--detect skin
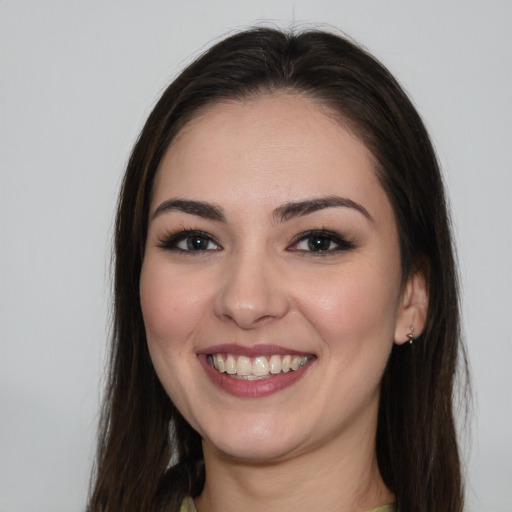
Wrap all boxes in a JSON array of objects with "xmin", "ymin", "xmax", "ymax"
[{"xmin": 140, "ymin": 93, "xmax": 428, "ymax": 512}]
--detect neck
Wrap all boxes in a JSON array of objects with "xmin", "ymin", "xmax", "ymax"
[{"xmin": 194, "ymin": 419, "xmax": 393, "ymax": 512}]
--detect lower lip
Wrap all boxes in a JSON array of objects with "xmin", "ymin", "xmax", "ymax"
[{"xmin": 198, "ymin": 354, "xmax": 314, "ymax": 398}]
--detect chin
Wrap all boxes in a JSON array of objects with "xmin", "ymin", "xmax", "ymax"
[
  {"xmin": 206, "ymin": 439, "xmax": 300, "ymax": 463},
  {"xmin": 201, "ymin": 417, "xmax": 306, "ymax": 463}
]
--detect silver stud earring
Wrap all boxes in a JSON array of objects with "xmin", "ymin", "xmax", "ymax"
[{"xmin": 407, "ymin": 325, "xmax": 415, "ymax": 344}]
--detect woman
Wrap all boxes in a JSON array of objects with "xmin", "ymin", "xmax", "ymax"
[{"xmin": 87, "ymin": 28, "xmax": 467, "ymax": 512}]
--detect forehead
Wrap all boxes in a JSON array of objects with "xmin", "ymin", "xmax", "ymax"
[{"xmin": 152, "ymin": 93, "xmax": 385, "ymax": 215}]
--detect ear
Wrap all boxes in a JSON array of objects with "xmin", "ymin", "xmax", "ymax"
[{"xmin": 394, "ymin": 270, "xmax": 429, "ymax": 345}]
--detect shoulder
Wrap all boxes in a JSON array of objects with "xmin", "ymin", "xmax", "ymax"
[{"xmin": 179, "ymin": 496, "xmax": 197, "ymax": 512}]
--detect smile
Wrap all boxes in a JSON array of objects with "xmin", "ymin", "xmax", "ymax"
[
  {"xmin": 207, "ymin": 353, "xmax": 311, "ymax": 380},
  {"xmin": 199, "ymin": 347, "xmax": 316, "ymax": 398}
]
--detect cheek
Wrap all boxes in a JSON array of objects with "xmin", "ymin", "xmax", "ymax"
[
  {"xmin": 296, "ymin": 262, "xmax": 401, "ymax": 355},
  {"xmin": 139, "ymin": 259, "xmax": 209, "ymax": 347},
  {"xmin": 139, "ymin": 259, "xmax": 210, "ymax": 423}
]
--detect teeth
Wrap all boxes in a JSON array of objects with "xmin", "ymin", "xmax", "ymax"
[
  {"xmin": 210, "ymin": 353, "xmax": 310, "ymax": 378},
  {"xmin": 236, "ymin": 356, "xmax": 252, "ymax": 376},
  {"xmin": 253, "ymin": 356, "xmax": 270, "ymax": 377},
  {"xmin": 290, "ymin": 357, "xmax": 302, "ymax": 371},
  {"xmin": 269, "ymin": 354, "xmax": 281, "ymax": 374},
  {"xmin": 214, "ymin": 354, "xmax": 225, "ymax": 373},
  {"xmin": 225, "ymin": 354, "xmax": 236, "ymax": 375},
  {"xmin": 281, "ymin": 355, "xmax": 291, "ymax": 372}
]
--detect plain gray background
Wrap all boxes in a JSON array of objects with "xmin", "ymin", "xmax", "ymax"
[{"xmin": 1, "ymin": 1, "xmax": 511, "ymax": 511}]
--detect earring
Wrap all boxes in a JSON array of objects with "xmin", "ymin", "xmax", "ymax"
[{"xmin": 407, "ymin": 325, "xmax": 415, "ymax": 344}]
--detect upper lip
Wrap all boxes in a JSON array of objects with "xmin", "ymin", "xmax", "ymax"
[{"xmin": 198, "ymin": 344, "xmax": 315, "ymax": 358}]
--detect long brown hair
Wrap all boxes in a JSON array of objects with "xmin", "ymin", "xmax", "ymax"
[{"xmin": 88, "ymin": 27, "xmax": 467, "ymax": 512}]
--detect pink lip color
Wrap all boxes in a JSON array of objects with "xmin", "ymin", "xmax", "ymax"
[{"xmin": 198, "ymin": 353, "xmax": 315, "ymax": 398}]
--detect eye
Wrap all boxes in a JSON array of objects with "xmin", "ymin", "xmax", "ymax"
[
  {"xmin": 157, "ymin": 230, "xmax": 221, "ymax": 253},
  {"xmin": 289, "ymin": 230, "xmax": 355, "ymax": 254}
]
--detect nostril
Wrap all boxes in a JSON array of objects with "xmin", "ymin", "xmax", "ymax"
[
  {"xmin": 215, "ymin": 304, "xmax": 286, "ymax": 330},
  {"xmin": 217, "ymin": 311, "xmax": 273, "ymax": 329}
]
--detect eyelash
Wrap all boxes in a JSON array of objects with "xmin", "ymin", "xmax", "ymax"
[
  {"xmin": 157, "ymin": 229, "xmax": 355, "ymax": 255},
  {"xmin": 288, "ymin": 229, "xmax": 356, "ymax": 255},
  {"xmin": 157, "ymin": 229, "xmax": 221, "ymax": 254}
]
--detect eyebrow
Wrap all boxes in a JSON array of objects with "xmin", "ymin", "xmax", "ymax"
[
  {"xmin": 152, "ymin": 199, "xmax": 225, "ymax": 221},
  {"xmin": 273, "ymin": 196, "xmax": 373, "ymax": 223},
  {"xmin": 152, "ymin": 195, "xmax": 372, "ymax": 223}
]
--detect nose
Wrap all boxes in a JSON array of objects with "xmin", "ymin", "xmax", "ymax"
[{"xmin": 213, "ymin": 249, "xmax": 290, "ymax": 330}]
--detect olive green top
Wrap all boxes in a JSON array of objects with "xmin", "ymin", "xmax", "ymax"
[{"xmin": 180, "ymin": 496, "xmax": 395, "ymax": 512}]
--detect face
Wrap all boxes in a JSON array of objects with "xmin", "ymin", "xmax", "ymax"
[{"xmin": 140, "ymin": 93, "xmax": 408, "ymax": 463}]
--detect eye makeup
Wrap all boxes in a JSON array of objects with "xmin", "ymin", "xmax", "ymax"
[
  {"xmin": 157, "ymin": 228, "xmax": 221, "ymax": 253},
  {"xmin": 287, "ymin": 229, "xmax": 356, "ymax": 255},
  {"xmin": 156, "ymin": 225, "xmax": 357, "ymax": 257}
]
